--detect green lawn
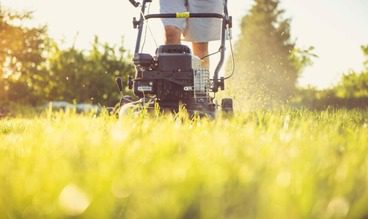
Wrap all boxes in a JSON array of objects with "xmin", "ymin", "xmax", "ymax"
[{"xmin": 0, "ymin": 109, "xmax": 367, "ymax": 218}]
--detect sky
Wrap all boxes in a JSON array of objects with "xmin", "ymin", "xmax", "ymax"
[{"xmin": 1, "ymin": 0, "xmax": 368, "ymax": 89}]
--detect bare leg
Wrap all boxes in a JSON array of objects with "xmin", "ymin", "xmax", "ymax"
[
  {"xmin": 192, "ymin": 42, "xmax": 209, "ymax": 69},
  {"xmin": 165, "ymin": 26, "xmax": 209, "ymax": 68},
  {"xmin": 164, "ymin": 25, "xmax": 181, "ymax": 44}
]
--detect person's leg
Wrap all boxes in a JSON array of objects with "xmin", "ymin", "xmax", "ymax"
[
  {"xmin": 192, "ymin": 42, "xmax": 209, "ymax": 68},
  {"xmin": 185, "ymin": 0, "xmax": 223, "ymax": 68},
  {"xmin": 160, "ymin": 0, "xmax": 186, "ymax": 44},
  {"xmin": 164, "ymin": 25, "xmax": 182, "ymax": 44}
]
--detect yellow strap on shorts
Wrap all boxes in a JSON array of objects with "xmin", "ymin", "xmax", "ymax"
[{"xmin": 176, "ymin": 12, "xmax": 190, "ymax": 18}]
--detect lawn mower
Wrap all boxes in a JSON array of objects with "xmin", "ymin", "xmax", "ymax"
[{"xmin": 116, "ymin": 0, "xmax": 234, "ymax": 117}]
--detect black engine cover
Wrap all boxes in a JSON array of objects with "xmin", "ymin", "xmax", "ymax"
[{"xmin": 133, "ymin": 44, "xmax": 203, "ymax": 107}]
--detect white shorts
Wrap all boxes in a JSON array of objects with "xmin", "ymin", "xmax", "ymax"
[{"xmin": 159, "ymin": 0, "xmax": 224, "ymax": 42}]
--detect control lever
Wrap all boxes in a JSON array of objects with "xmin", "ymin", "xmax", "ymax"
[{"xmin": 129, "ymin": 0, "xmax": 140, "ymax": 7}]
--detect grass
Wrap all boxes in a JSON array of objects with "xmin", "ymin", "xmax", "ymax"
[{"xmin": 0, "ymin": 109, "xmax": 368, "ymax": 218}]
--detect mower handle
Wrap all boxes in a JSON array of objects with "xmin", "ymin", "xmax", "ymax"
[{"xmin": 144, "ymin": 13, "xmax": 224, "ymax": 20}]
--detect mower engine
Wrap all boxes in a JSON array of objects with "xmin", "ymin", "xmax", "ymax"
[{"xmin": 130, "ymin": 44, "xmax": 215, "ymax": 113}]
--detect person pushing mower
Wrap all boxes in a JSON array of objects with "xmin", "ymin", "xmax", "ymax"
[{"xmin": 159, "ymin": 0, "xmax": 224, "ymax": 68}]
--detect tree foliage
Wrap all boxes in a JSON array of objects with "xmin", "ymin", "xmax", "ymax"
[
  {"xmin": 363, "ymin": 45, "xmax": 368, "ymax": 69},
  {"xmin": 334, "ymin": 45, "xmax": 368, "ymax": 98},
  {"xmin": 292, "ymin": 45, "xmax": 368, "ymax": 109},
  {"xmin": 229, "ymin": 0, "xmax": 302, "ymax": 108},
  {"xmin": 0, "ymin": 7, "xmax": 48, "ymax": 104},
  {"xmin": 0, "ymin": 7, "xmax": 135, "ymax": 107},
  {"xmin": 44, "ymin": 37, "xmax": 134, "ymax": 106}
]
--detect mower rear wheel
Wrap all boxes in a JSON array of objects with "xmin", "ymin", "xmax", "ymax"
[{"xmin": 221, "ymin": 98, "xmax": 233, "ymax": 114}]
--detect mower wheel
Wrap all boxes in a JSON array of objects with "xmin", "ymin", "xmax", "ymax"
[
  {"xmin": 221, "ymin": 98, "xmax": 233, "ymax": 114},
  {"xmin": 120, "ymin": 95, "xmax": 134, "ymax": 106}
]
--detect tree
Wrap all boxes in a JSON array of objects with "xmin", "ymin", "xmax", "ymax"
[
  {"xmin": 229, "ymin": 0, "xmax": 301, "ymax": 109},
  {"xmin": 362, "ymin": 45, "xmax": 368, "ymax": 69},
  {"xmin": 45, "ymin": 37, "xmax": 135, "ymax": 106},
  {"xmin": 291, "ymin": 45, "xmax": 368, "ymax": 109},
  {"xmin": 334, "ymin": 45, "xmax": 368, "ymax": 98},
  {"xmin": 0, "ymin": 6, "xmax": 135, "ymax": 107},
  {"xmin": 0, "ymin": 7, "xmax": 48, "ymax": 104}
]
